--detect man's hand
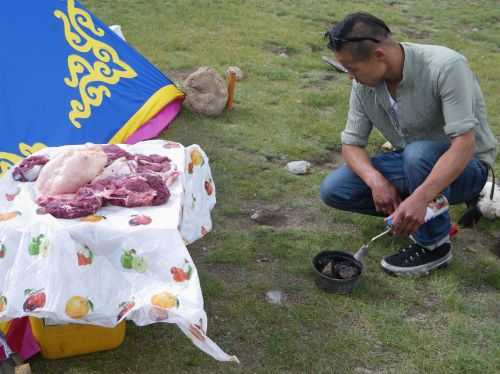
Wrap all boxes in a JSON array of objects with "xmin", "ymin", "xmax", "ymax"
[
  {"xmin": 369, "ymin": 174, "xmax": 401, "ymax": 215},
  {"xmin": 388, "ymin": 194, "xmax": 426, "ymax": 236},
  {"xmin": 341, "ymin": 144, "xmax": 401, "ymax": 215}
]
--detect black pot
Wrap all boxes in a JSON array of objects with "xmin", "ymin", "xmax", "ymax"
[{"xmin": 312, "ymin": 250, "xmax": 363, "ymax": 294}]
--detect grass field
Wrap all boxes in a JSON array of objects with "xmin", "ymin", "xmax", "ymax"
[{"xmin": 31, "ymin": 1, "xmax": 499, "ymax": 373}]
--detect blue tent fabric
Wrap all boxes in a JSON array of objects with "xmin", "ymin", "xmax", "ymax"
[{"xmin": 0, "ymin": 0, "xmax": 183, "ymax": 174}]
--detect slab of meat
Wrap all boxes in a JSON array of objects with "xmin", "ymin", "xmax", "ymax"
[
  {"xmin": 93, "ymin": 173, "xmax": 171, "ymax": 207},
  {"xmin": 12, "ymin": 144, "xmax": 179, "ymax": 219},
  {"xmin": 12, "ymin": 155, "xmax": 50, "ymax": 182},
  {"xmin": 36, "ymin": 147, "xmax": 108, "ymax": 195},
  {"xmin": 37, "ymin": 188, "xmax": 103, "ymax": 219},
  {"xmin": 102, "ymin": 144, "xmax": 133, "ymax": 165},
  {"xmin": 37, "ymin": 172, "xmax": 175, "ymax": 218}
]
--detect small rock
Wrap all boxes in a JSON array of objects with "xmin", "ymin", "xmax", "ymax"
[
  {"xmin": 472, "ymin": 27, "xmax": 479, "ymax": 32},
  {"xmin": 381, "ymin": 141, "xmax": 395, "ymax": 151},
  {"xmin": 256, "ymin": 256, "xmax": 271, "ymax": 263},
  {"xmin": 250, "ymin": 208, "xmax": 285, "ymax": 226},
  {"xmin": 265, "ymin": 290, "xmax": 284, "ymax": 305},
  {"xmin": 286, "ymin": 161, "xmax": 311, "ymax": 175},
  {"xmin": 225, "ymin": 66, "xmax": 244, "ymax": 80},
  {"xmin": 334, "ymin": 263, "xmax": 359, "ymax": 279},
  {"xmin": 321, "ymin": 261, "xmax": 333, "ymax": 276},
  {"xmin": 250, "ymin": 211, "xmax": 260, "ymax": 220},
  {"xmin": 183, "ymin": 67, "xmax": 228, "ymax": 116},
  {"xmin": 279, "ymin": 52, "xmax": 289, "ymax": 58}
]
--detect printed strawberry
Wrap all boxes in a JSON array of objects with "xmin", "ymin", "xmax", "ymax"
[
  {"xmin": 170, "ymin": 261, "xmax": 193, "ymax": 282},
  {"xmin": 128, "ymin": 214, "xmax": 152, "ymax": 226},
  {"xmin": 77, "ymin": 246, "xmax": 93, "ymax": 266},
  {"xmin": 23, "ymin": 289, "xmax": 46, "ymax": 312},
  {"xmin": 188, "ymin": 162, "xmax": 194, "ymax": 174},
  {"xmin": 0, "ymin": 244, "xmax": 5, "ymax": 258},
  {"xmin": 117, "ymin": 301, "xmax": 135, "ymax": 321},
  {"xmin": 120, "ymin": 249, "xmax": 136, "ymax": 269},
  {"xmin": 204, "ymin": 180, "xmax": 214, "ymax": 196}
]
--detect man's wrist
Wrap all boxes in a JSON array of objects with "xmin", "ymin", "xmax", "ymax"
[
  {"xmin": 364, "ymin": 170, "xmax": 384, "ymax": 189},
  {"xmin": 411, "ymin": 186, "xmax": 436, "ymax": 204}
]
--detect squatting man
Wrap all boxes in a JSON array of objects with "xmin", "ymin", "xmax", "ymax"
[{"xmin": 320, "ymin": 13, "xmax": 497, "ymax": 276}]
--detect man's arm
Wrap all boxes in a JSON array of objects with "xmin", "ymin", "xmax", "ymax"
[
  {"xmin": 342, "ymin": 144, "xmax": 401, "ymax": 214},
  {"xmin": 390, "ymin": 56, "xmax": 479, "ymax": 236}
]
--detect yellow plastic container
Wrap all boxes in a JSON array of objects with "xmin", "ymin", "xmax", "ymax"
[{"xmin": 29, "ymin": 318, "xmax": 126, "ymax": 359}]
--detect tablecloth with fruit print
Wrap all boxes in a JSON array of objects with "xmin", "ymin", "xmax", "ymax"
[{"xmin": 0, "ymin": 140, "xmax": 238, "ymax": 362}]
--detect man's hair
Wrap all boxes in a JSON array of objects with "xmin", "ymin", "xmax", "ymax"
[{"xmin": 325, "ymin": 12, "xmax": 392, "ymax": 60}]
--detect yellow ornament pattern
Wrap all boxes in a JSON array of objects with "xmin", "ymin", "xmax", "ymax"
[{"xmin": 54, "ymin": 0, "xmax": 137, "ymax": 129}]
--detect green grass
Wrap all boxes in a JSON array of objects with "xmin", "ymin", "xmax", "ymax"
[{"xmin": 31, "ymin": 0, "xmax": 500, "ymax": 373}]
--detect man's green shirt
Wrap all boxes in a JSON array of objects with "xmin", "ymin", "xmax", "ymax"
[{"xmin": 342, "ymin": 42, "xmax": 497, "ymax": 166}]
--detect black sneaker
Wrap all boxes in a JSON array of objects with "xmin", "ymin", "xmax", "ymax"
[{"xmin": 380, "ymin": 242, "xmax": 452, "ymax": 276}]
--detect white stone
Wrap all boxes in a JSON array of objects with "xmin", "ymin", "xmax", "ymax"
[
  {"xmin": 279, "ymin": 52, "xmax": 289, "ymax": 58},
  {"xmin": 265, "ymin": 290, "xmax": 284, "ymax": 305},
  {"xmin": 381, "ymin": 141, "xmax": 394, "ymax": 151},
  {"xmin": 286, "ymin": 161, "xmax": 311, "ymax": 175}
]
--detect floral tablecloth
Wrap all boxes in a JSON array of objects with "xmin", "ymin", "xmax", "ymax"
[{"xmin": 0, "ymin": 140, "xmax": 238, "ymax": 362}]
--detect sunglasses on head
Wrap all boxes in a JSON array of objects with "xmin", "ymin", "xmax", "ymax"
[{"xmin": 326, "ymin": 33, "xmax": 382, "ymax": 51}]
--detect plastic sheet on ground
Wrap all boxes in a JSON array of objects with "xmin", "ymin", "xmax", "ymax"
[{"xmin": 0, "ymin": 140, "xmax": 238, "ymax": 363}]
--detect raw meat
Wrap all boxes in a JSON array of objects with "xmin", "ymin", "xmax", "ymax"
[
  {"xmin": 33, "ymin": 145, "xmax": 179, "ymax": 219},
  {"xmin": 102, "ymin": 144, "xmax": 133, "ymax": 165},
  {"xmin": 12, "ymin": 155, "xmax": 49, "ymax": 182},
  {"xmin": 37, "ymin": 147, "xmax": 108, "ymax": 195},
  {"xmin": 37, "ymin": 188, "xmax": 103, "ymax": 219}
]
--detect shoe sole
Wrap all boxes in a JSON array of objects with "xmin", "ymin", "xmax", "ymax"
[{"xmin": 380, "ymin": 252, "xmax": 452, "ymax": 277}]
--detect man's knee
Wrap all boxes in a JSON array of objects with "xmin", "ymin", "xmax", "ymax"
[
  {"xmin": 403, "ymin": 141, "xmax": 448, "ymax": 170},
  {"xmin": 319, "ymin": 166, "xmax": 357, "ymax": 209}
]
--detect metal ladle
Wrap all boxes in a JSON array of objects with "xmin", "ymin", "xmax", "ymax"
[{"xmin": 353, "ymin": 227, "xmax": 392, "ymax": 262}]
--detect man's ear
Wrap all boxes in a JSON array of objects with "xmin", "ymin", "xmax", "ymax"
[{"xmin": 373, "ymin": 48, "xmax": 385, "ymax": 60}]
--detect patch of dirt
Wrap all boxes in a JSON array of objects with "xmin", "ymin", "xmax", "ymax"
[
  {"xmin": 249, "ymin": 206, "xmax": 287, "ymax": 226},
  {"xmin": 262, "ymin": 40, "xmax": 299, "ymax": 56},
  {"xmin": 423, "ymin": 294, "xmax": 441, "ymax": 308},
  {"xmin": 300, "ymin": 71, "xmax": 338, "ymax": 90},
  {"xmin": 456, "ymin": 228, "xmax": 497, "ymax": 255},
  {"xmin": 399, "ymin": 27, "xmax": 431, "ymax": 39},
  {"xmin": 305, "ymin": 42, "xmax": 322, "ymax": 53},
  {"xmin": 313, "ymin": 150, "xmax": 344, "ymax": 171},
  {"xmin": 243, "ymin": 200, "xmax": 358, "ymax": 233}
]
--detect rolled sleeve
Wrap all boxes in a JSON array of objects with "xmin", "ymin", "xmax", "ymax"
[
  {"xmin": 439, "ymin": 58, "xmax": 478, "ymax": 138},
  {"xmin": 341, "ymin": 86, "xmax": 373, "ymax": 147}
]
